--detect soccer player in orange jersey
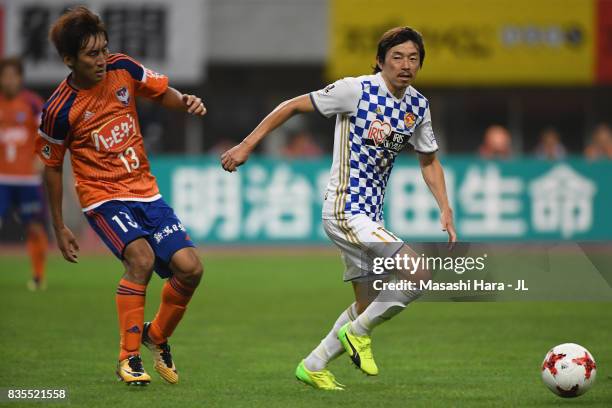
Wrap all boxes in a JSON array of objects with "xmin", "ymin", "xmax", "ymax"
[
  {"xmin": 36, "ymin": 6, "xmax": 206, "ymax": 386},
  {"xmin": 0, "ymin": 57, "xmax": 49, "ymax": 291}
]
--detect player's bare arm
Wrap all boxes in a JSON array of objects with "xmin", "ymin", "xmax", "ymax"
[
  {"xmin": 221, "ymin": 94, "xmax": 314, "ymax": 172},
  {"xmin": 156, "ymin": 86, "xmax": 206, "ymax": 116},
  {"xmin": 43, "ymin": 165, "xmax": 79, "ymax": 263},
  {"xmin": 418, "ymin": 151, "xmax": 457, "ymax": 243}
]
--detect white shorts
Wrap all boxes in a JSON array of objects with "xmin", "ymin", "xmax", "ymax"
[{"xmin": 323, "ymin": 214, "xmax": 404, "ymax": 282}]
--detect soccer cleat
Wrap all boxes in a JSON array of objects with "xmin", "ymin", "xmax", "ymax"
[
  {"xmin": 337, "ymin": 323, "xmax": 379, "ymax": 376},
  {"xmin": 27, "ymin": 278, "xmax": 46, "ymax": 291},
  {"xmin": 142, "ymin": 322, "xmax": 178, "ymax": 384},
  {"xmin": 295, "ymin": 360, "xmax": 344, "ymax": 391},
  {"xmin": 27, "ymin": 279, "xmax": 37, "ymax": 292},
  {"xmin": 116, "ymin": 355, "xmax": 151, "ymax": 385}
]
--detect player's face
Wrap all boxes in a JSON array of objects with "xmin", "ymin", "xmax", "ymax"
[
  {"xmin": 0, "ymin": 65, "xmax": 22, "ymax": 98},
  {"xmin": 67, "ymin": 34, "xmax": 109, "ymax": 87},
  {"xmin": 378, "ymin": 41, "xmax": 421, "ymax": 94}
]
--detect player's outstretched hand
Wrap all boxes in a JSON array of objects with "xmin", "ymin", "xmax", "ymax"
[
  {"xmin": 56, "ymin": 226, "xmax": 80, "ymax": 263},
  {"xmin": 182, "ymin": 94, "xmax": 207, "ymax": 116},
  {"xmin": 440, "ymin": 208, "xmax": 457, "ymax": 248},
  {"xmin": 221, "ymin": 142, "xmax": 251, "ymax": 172}
]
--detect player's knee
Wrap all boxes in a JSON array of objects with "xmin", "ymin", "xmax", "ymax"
[
  {"xmin": 173, "ymin": 253, "xmax": 203, "ymax": 288},
  {"xmin": 184, "ymin": 259, "xmax": 204, "ymax": 288},
  {"xmin": 355, "ymin": 298, "xmax": 371, "ymax": 314},
  {"xmin": 413, "ymin": 267, "xmax": 431, "ymax": 284},
  {"xmin": 125, "ymin": 249, "xmax": 155, "ymax": 280}
]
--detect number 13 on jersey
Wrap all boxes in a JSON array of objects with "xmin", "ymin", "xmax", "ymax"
[{"xmin": 118, "ymin": 147, "xmax": 139, "ymax": 173}]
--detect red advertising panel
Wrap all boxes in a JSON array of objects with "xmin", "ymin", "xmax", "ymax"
[
  {"xmin": 596, "ymin": 0, "xmax": 612, "ymax": 83},
  {"xmin": 0, "ymin": 5, "xmax": 4, "ymax": 57}
]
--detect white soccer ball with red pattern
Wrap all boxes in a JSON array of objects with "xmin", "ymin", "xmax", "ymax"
[{"xmin": 541, "ymin": 343, "xmax": 596, "ymax": 398}]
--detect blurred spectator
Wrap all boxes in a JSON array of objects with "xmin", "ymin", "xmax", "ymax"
[
  {"xmin": 478, "ymin": 125, "xmax": 513, "ymax": 159},
  {"xmin": 281, "ymin": 130, "xmax": 323, "ymax": 158},
  {"xmin": 534, "ymin": 127, "xmax": 567, "ymax": 160},
  {"xmin": 584, "ymin": 123, "xmax": 612, "ymax": 160}
]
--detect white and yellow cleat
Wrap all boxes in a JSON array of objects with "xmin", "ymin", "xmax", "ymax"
[
  {"xmin": 337, "ymin": 323, "xmax": 379, "ymax": 376},
  {"xmin": 142, "ymin": 322, "xmax": 178, "ymax": 384},
  {"xmin": 27, "ymin": 279, "xmax": 46, "ymax": 291},
  {"xmin": 295, "ymin": 360, "xmax": 345, "ymax": 391},
  {"xmin": 116, "ymin": 355, "xmax": 151, "ymax": 386}
]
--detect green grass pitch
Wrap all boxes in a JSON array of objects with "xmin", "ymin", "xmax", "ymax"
[{"xmin": 1, "ymin": 252, "xmax": 611, "ymax": 407}]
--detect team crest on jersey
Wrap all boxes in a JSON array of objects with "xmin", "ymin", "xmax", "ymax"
[
  {"xmin": 115, "ymin": 87, "xmax": 130, "ymax": 106},
  {"xmin": 367, "ymin": 120, "xmax": 392, "ymax": 146},
  {"xmin": 404, "ymin": 112, "xmax": 416, "ymax": 128},
  {"xmin": 41, "ymin": 144, "xmax": 51, "ymax": 160}
]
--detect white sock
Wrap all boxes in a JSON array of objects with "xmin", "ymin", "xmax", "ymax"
[
  {"xmin": 304, "ymin": 303, "xmax": 358, "ymax": 371},
  {"xmin": 350, "ymin": 281, "xmax": 422, "ymax": 336}
]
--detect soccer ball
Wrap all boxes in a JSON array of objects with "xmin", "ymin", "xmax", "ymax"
[{"xmin": 541, "ymin": 343, "xmax": 597, "ymax": 398}]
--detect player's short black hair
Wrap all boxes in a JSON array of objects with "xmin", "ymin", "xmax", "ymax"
[
  {"xmin": 49, "ymin": 6, "xmax": 108, "ymax": 58},
  {"xmin": 0, "ymin": 57, "xmax": 23, "ymax": 77},
  {"xmin": 373, "ymin": 26, "xmax": 425, "ymax": 73}
]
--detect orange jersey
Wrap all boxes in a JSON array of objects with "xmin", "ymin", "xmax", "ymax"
[
  {"xmin": 36, "ymin": 54, "xmax": 168, "ymax": 210},
  {"xmin": 0, "ymin": 90, "xmax": 44, "ymax": 183}
]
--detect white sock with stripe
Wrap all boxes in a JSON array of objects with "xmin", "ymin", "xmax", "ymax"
[
  {"xmin": 350, "ymin": 282, "xmax": 422, "ymax": 336},
  {"xmin": 303, "ymin": 303, "xmax": 358, "ymax": 371}
]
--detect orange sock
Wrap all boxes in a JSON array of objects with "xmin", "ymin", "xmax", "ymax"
[
  {"xmin": 26, "ymin": 226, "xmax": 48, "ymax": 283},
  {"xmin": 148, "ymin": 276, "xmax": 196, "ymax": 344},
  {"xmin": 116, "ymin": 279, "xmax": 146, "ymax": 361}
]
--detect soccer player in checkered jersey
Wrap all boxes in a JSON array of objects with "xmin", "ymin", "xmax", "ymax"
[
  {"xmin": 222, "ymin": 27, "xmax": 456, "ymax": 390},
  {"xmin": 36, "ymin": 7, "xmax": 206, "ymax": 386}
]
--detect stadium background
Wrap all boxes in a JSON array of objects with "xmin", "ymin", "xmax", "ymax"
[
  {"xmin": 1, "ymin": 1, "xmax": 612, "ymax": 406},
  {"xmin": 2, "ymin": 0, "xmax": 611, "ymax": 244}
]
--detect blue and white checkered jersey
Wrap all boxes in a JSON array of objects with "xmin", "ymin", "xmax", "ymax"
[{"xmin": 310, "ymin": 73, "xmax": 438, "ymax": 222}]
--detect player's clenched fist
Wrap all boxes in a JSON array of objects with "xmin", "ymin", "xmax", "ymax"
[
  {"xmin": 221, "ymin": 142, "xmax": 251, "ymax": 172},
  {"xmin": 182, "ymin": 94, "xmax": 206, "ymax": 115}
]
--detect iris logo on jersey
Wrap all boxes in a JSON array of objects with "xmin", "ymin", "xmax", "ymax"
[
  {"xmin": 91, "ymin": 114, "xmax": 137, "ymax": 152},
  {"xmin": 404, "ymin": 112, "xmax": 416, "ymax": 128},
  {"xmin": 383, "ymin": 131, "xmax": 410, "ymax": 153},
  {"xmin": 115, "ymin": 87, "xmax": 130, "ymax": 106},
  {"xmin": 367, "ymin": 120, "xmax": 392, "ymax": 146}
]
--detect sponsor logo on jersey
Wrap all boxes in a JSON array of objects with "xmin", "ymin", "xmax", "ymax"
[
  {"xmin": 115, "ymin": 87, "xmax": 130, "ymax": 106},
  {"xmin": 91, "ymin": 114, "xmax": 137, "ymax": 152},
  {"xmin": 383, "ymin": 131, "xmax": 410, "ymax": 153},
  {"xmin": 365, "ymin": 129, "xmax": 411, "ymax": 153},
  {"xmin": 324, "ymin": 84, "xmax": 336, "ymax": 93},
  {"xmin": 41, "ymin": 144, "xmax": 51, "ymax": 159},
  {"xmin": 367, "ymin": 120, "xmax": 392, "ymax": 146},
  {"xmin": 0, "ymin": 127, "xmax": 27, "ymax": 144},
  {"xmin": 404, "ymin": 112, "xmax": 416, "ymax": 128}
]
